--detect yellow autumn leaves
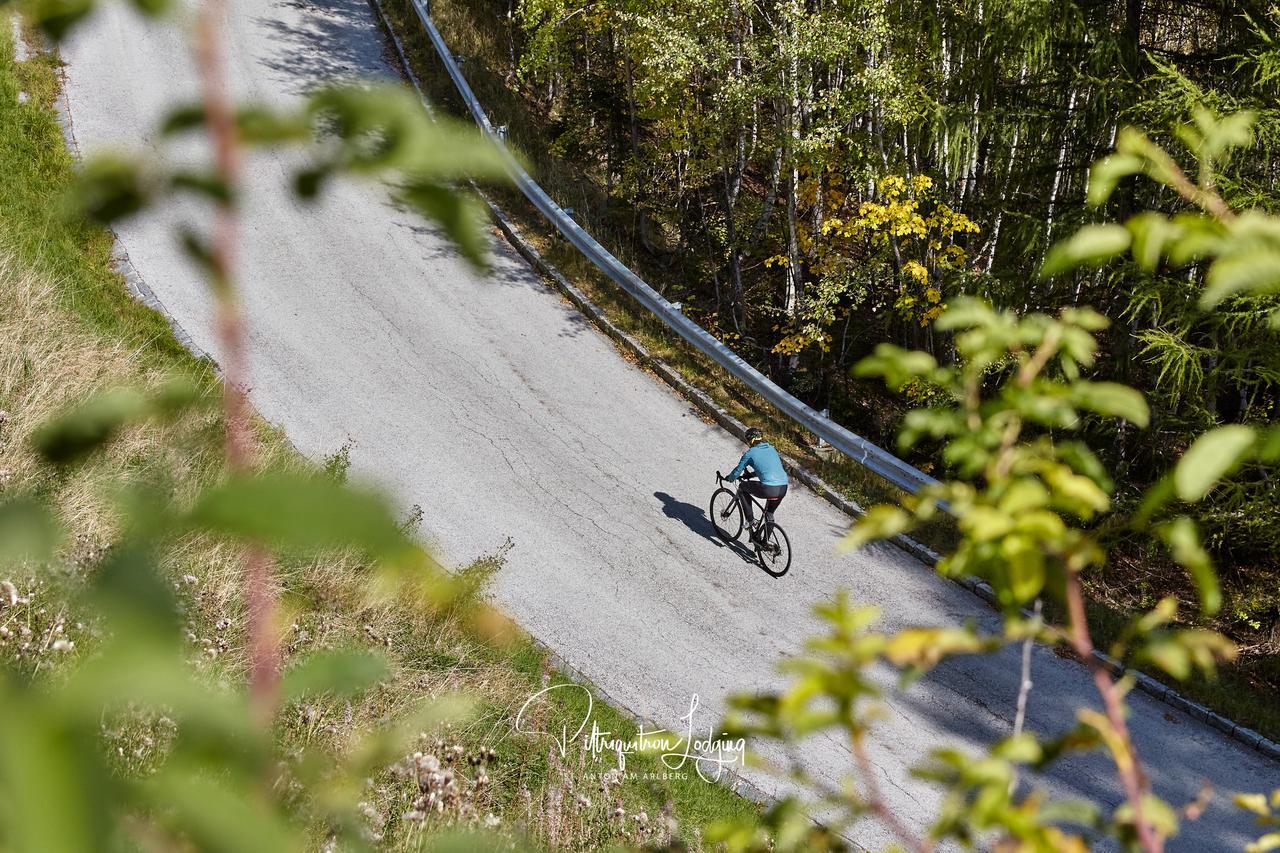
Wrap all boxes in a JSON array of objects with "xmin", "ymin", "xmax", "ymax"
[
  {"xmin": 826, "ymin": 174, "xmax": 981, "ymax": 328},
  {"xmin": 775, "ymin": 172, "xmax": 982, "ymax": 357}
]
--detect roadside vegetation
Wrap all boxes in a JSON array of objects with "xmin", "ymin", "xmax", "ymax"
[
  {"xmin": 377, "ymin": 0, "xmax": 1280, "ymax": 741},
  {"xmin": 5, "ymin": 0, "xmax": 1280, "ymax": 849},
  {"xmin": 0, "ymin": 24, "xmax": 755, "ymax": 850}
]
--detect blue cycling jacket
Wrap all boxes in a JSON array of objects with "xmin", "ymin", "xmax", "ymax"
[{"xmin": 727, "ymin": 442, "xmax": 789, "ymax": 486}]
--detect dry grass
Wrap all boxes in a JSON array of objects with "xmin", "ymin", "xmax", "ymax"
[
  {"xmin": 0, "ymin": 248, "xmax": 751, "ymax": 848},
  {"xmin": 1, "ymin": 23, "xmax": 756, "ymax": 846}
]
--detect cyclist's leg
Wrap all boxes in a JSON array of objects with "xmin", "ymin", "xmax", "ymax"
[
  {"xmin": 763, "ymin": 485, "xmax": 788, "ymax": 523},
  {"xmin": 738, "ymin": 481, "xmax": 764, "ymax": 525}
]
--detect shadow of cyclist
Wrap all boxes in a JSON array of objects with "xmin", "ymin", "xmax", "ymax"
[{"xmin": 653, "ymin": 491, "xmax": 758, "ymax": 565}]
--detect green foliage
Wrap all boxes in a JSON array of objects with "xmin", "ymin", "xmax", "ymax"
[
  {"xmin": 0, "ymin": 471, "xmax": 468, "ymax": 850},
  {"xmin": 0, "ymin": 499, "xmax": 62, "ymax": 562},
  {"xmin": 1235, "ymin": 789, "xmax": 1280, "ymax": 853},
  {"xmin": 70, "ymin": 84, "xmax": 511, "ymax": 270},
  {"xmin": 855, "ymin": 299, "xmax": 1152, "ymax": 608},
  {"xmin": 486, "ymin": 0, "xmax": 1280, "ymax": 655},
  {"xmin": 31, "ymin": 380, "xmax": 201, "ymax": 466},
  {"xmin": 723, "ymin": 281, "xmax": 1252, "ymax": 848},
  {"xmin": 2, "ymin": 383, "xmax": 490, "ymax": 851},
  {"xmin": 3, "ymin": 5, "xmax": 524, "ymax": 849}
]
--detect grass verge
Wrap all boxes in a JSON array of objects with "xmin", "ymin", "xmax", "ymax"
[
  {"xmin": 372, "ymin": 0, "xmax": 1280, "ymax": 745},
  {"xmin": 0, "ymin": 24, "xmax": 759, "ymax": 848}
]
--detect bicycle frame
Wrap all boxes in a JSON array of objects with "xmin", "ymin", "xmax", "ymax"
[{"xmin": 716, "ymin": 473, "xmax": 774, "ymax": 534}]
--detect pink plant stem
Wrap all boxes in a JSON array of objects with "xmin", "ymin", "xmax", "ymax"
[
  {"xmin": 195, "ymin": 0, "xmax": 279, "ymax": 723},
  {"xmin": 1065, "ymin": 572, "xmax": 1163, "ymax": 853},
  {"xmin": 851, "ymin": 731, "xmax": 932, "ymax": 853}
]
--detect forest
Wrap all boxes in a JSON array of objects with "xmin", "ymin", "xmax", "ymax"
[
  {"xmin": 4, "ymin": 0, "xmax": 1280, "ymax": 848},
  {"xmin": 427, "ymin": 0, "xmax": 1280, "ymax": 662}
]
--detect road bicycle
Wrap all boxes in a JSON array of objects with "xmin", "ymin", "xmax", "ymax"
[{"xmin": 710, "ymin": 472, "xmax": 792, "ymax": 576}]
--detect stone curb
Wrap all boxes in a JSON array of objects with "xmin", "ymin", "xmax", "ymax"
[{"xmin": 370, "ymin": 8, "xmax": 1280, "ymax": 764}]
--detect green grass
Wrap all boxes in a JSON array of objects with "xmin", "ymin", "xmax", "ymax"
[
  {"xmin": 1, "ymin": 25, "xmax": 758, "ymax": 848},
  {"xmin": 373, "ymin": 0, "xmax": 1280, "ymax": 745},
  {"xmin": 0, "ymin": 27, "xmax": 199, "ymax": 372}
]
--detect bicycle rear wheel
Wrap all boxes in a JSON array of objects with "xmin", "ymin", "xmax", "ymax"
[
  {"xmin": 756, "ymin": 523, "xmax": 791, "ymax": 576},
  {"xmin": 709, "ymin": 488, "xmax": 743, "ymax": 540}
]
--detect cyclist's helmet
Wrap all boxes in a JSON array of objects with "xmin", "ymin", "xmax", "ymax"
[{"xmin": 745, "ymin": 427, "xmax": 765, "ymax": 445}]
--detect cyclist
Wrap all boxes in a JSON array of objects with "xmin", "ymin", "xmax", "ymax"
[{"xmin": 725, "ymin": 427, "xmax": 789, "ymax": 542}]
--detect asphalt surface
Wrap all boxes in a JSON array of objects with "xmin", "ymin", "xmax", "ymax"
[{"xmin": 61, "ymin": 2, "xmax": 1277, "ymax": 848}]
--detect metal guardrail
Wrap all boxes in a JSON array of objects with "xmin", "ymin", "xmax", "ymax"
[{"xmin": 409, "ymin": 0, "xmax": 941, "ymax": 498}]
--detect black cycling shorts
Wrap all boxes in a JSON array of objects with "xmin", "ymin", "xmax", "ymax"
[{"xmin": 738, "ymin": 481, "xmax": 788, "ymax": 515}]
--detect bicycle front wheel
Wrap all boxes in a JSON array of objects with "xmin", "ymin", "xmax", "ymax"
[
  {"xmin": 756, "ymin": 523, "xmax": 791, "ymax": 576},
  {"xmin": 709, "ymin": 488, "xmax": 743, "ymax": 540}
]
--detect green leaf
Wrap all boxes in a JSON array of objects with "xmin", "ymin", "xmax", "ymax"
[
  {"xmin": 934, "ymin": 296, "xmax": 996, "ymax": 331},
  {"xmin": 853, "ymin": 344, "xmax": 937, "ymax": 390},
  {"xmin": 160, "ymin": 105, "xmax": 208, "ymax": 136},
  {"xmin": 0, "ymin": 691, "xmax": 111, "ymax": 853},
  {"xmin": 169, "ymin": 171, "xmax": 235, "ymax": 205},
  {"xmin": 1167, "ymin": 212, "xmax": 1224, "ymax": 265},
  {"xmin": 342, "ymin": 693, "xmax": 476, "ymax": 774},
  {"xmin": 1068, "ymin": 381, "xmax": 1149, "ymax": 427},
  {"xmin": 1125, "ymin": 212, "xmax": 1182, "ymax": 270},
  {"xmin": 1041, "ymin": 224, "xmax": 1132, "ymax": 278},
  {"xmin": 234, "ymin": 105, "xmax": 310, "ymax": 145},
  {"xmin": 31, "ymin": 388, "xmax": 149, "ymax": 465},
  {"xmin": 1088, "ymin": 154, "xmax": 1144, "ymax": 206},
  {"xmin": 162, "ymin": 104, "xmax": 309, "ymax": 144},
  {"xmin": 305, "ymin": 84, "xmax": 509, "ymax": 181},
  {"xmin": 281, "ymin": 648, "xmax": 390, "ymax": 701},
  {"xmin": 1000, "ymin": 533, "xmax": 1046, "ymax": 605},
  {"xmin": 1113, "ymin": 794, "xmax": 1180, "ymax": 839},
  {"xmin": 962, "ymin": 506, "xmax": 1014, "ymax": 541},
  {"xmin": 1174, "ymin": 424, "xmax": 1256, "ymax": 501},
  {"xmin": 68, "ymin": 154, "xmax": 155, "ymax": 226},
  {"xmin": 126, "ymin": 0, "xmax": 170, "ymax": 16},
  {"xmin": 883, "ymin": 626, "xmax": 992, "ymax": 671},
  {"xmin": 1043, "ymin": 464, "xmax": 1110, "ymax": 518},
  {"xmin": 26, "ymin": 0, "xmax": 95, "ymax": 41},
  {"xmin": 1157, "ymin": 517, "xmax": 1220, "ymax": 616},
  {"xmin": 30, "ymin": 381, "xmax": 200, "ymax": 466},
  {"xmin": 1198, "ymin": 109, "xmax": 1256, "ymax": 158},
  {"xmin": 0, "ymin": 499, "xmax": 62, "ymax": 563},
  {"xmin": 840, "ymin": 505, "xmax": 912, "ymax": 552},
  {"xmin": 1141, "ymin": 630, "xmax": 1235, "ymax": 682},
  {"xmin": 1060, "ymin": 306, "xmax": 1110, "ymax": 332},
  {"xmin": 900, "ymin": 408, "xmax": 962, "ymax": 449},
  {"xmin": 188, "ymin": 472, "xmax": 414, "ymax": 557},
  {"xmin": 1201, "ymin": 248, "xmax": 1280, "ymax": 307},
  {"xmin": 144, "ymin": 767, "xmax": 302, "ymax": 853},
  {"xmin": 396, "ymin": 180, "xmax": 490, "ymax": 269},
  {"xmin": 992, "ymin": 732, "xmax": 1043, "ymax": 764}
]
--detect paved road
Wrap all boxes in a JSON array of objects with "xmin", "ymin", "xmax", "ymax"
[{"xmin": 61, "ymin": 2, "xmax": 1277, "ymax": 848}]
